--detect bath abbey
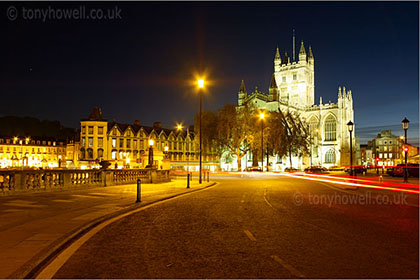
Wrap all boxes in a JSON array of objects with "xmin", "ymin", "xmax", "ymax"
[{"xmin": 232, "ymin": 41, "xmax": 360, "ymax": 171}]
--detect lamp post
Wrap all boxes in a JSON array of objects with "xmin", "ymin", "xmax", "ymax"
[
  {"xmin": 260, "ymin": 112, "xmax": 265, "ymax": 172},
  {"xmin": 402, "ymin": 117, "xmax": 410, "ymax": 183},
  {"xmin": 347, "ymin": 121, "xmax": 354, "ymax": 176},
  {"xmin": 147, "ymin": 139, "xmax": 154, "ymax": 168},
  {"xmin": 198, "ymin": 79, "xmax": 204, "ymax": 184}
]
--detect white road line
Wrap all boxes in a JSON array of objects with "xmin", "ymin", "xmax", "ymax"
[
  {"xmin": 35, "ymin": 182, "xmax": 219, "ymax": 279},
  {"xmin": 4, "ymin": 203, "xmax": 45, "ymax": 208},
  {"xmin": 71, "ymin": 195, "xmax": 102, "ymax": 199},
  {"xmin": 271, "ymin": 255, "xmax": 305, "ymax": 278},
  {"xmin": 52, "ymin": 200, "xmax": 73, "ymax": 203},
  {"xmin": 244, "ymin": 230, "xmax": 257, "ymax": 241},
  {"xmin": 87, "ymin": 192, "xmax": 117, "ymax": 196}
]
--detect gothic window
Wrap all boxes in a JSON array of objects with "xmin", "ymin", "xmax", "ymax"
[
  {"xmin": 325, "ymin": 149, "xmax": 336, "ymax": 163},
  {"xmin": 324, "ymin": 115, "xmax": 336, "ymax": 141},
  {"xmin": 97, "ymin": 149, "xmax": 103, "ymax": 158},
  {"xmin": 87, "ymin": 148, "xmax": 93, "ymax": 159},
  {"xmin": 308, "ymin": 117, "xmax": 318, "ymax": 136}
]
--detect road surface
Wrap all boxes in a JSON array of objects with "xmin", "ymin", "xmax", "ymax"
[{"xmin": 51, "ymin": 174, "xmax": 419, "ymax": 278}]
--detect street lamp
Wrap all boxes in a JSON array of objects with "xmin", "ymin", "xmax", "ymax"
[
  {"xmin": 164, "ymin": 145, "xmax": 169, "ymax": 159},
  {"xmin": 402, "ymin": 117, "xmax": 410, "ymax": 183},
  {"xmin": 147, "ymin": 139, "xmax": 154, "ymax": 168},
  {"xmin": 197, "ymin": 79, "xmax": 204, "ymax": 184},
  {"xmin": 260, "ymin": 112, "xmax": 265, "ymax": 172},
  {"xmin": 347, "ymin": 121, "xmax": 354, "ymax": 176}
]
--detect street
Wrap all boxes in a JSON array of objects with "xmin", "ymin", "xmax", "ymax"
[{"xmin": 48, "ymin": 174, "xmax": 418, "ymax": 278}]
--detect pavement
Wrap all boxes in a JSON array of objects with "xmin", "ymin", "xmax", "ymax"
[
  {"xmin": 35, "ymin": 174, "xmax": 418, "ymax": 279},
  {"xmin": 0, "ymin": 177, "xmax": 215, "ymax": 279}
]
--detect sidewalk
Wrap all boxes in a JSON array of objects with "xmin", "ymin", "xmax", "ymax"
[{"xmin": 0, "ymin": 178, "xmax": 215, "ymax": 279}]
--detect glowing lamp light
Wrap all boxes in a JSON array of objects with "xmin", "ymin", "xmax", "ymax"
[
  {"xmin": 402, "ymin": 117, "xmax": 410, "ymax": 130},
  {"xmin": 260, "ymin": 113, "xmax": 265, "ymax": 120},
  {"xmin": 198, "ymin": 79, "xmax": 205, "ymax": 89},
  {"xmin": 148, "ymin": 139, "xmax": 155, "ymax": 146},
  {"xmin": 176, "ymin": 124, "xmax": 183, "ymax": 130},
  {"xmin": 404, "ymin": 146, "xmax": 409, "ymax": 153},
  {"xmin": 164, "ymin": 146, "xmax": 169, "ymax": 152},
  {"xmin": 347, "ymin": 121, "xmax": 354, "ymax": 132}
]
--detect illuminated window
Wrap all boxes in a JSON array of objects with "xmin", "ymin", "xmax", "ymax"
[
  {"xmin": 88, "ymin": 126, "xmax": 93, "ymax": 134},
  {"xmin": 379, "ymin": 153, "xmax": 382, "ymax": 158},
  {"xmin": 88, "ymin": 138, "xmax": 93, "ymax": 147},
  {"xmin": 98, "ymin": 138, "xmax": 103, "ymax": 147},
  {"xmin": 384, "ymin": 146, "xmax": 387, "ymax": 151},
  {"xmin": 384, "ymin": 153, "xmax": 387, "ymax": 158},
  {"xmin": 98, "ymin": 127, "xmax": 103, "ymax": 134},
  {"xmin": 389, "ymin": 147, "xmax": 392, "ymax": 152},
  {"xmin": 87, "ymin": 148, "xmax": 93, "ymax": 159},
  {"xmin": 111, "ymin": 150, "xmax": 117, "ymax": 159},
  {"xmin": 324, "ymin": 115, "xmax": 336, "ymax": 141},
  {"xmin": 82, "ymin": 138, "xmax": 86, "ymax": 147},
  {"xmin": 309, "ymin": 117, "xmax": 318, "ymax": 136},
  {"xmin": 112, "ymin": 138, "xmax": 116, "ymax": 148},
  {"xmin": 389, "ymin": 153, "xmax": 393, "ymax": 158}
]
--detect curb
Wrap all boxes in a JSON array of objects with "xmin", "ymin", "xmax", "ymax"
[{"xmin": 12, "ymin": 182, "xmax": 217, "ymax": 279}]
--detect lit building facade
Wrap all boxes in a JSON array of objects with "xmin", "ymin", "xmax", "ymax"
[
  {"xmin": 0, "ymin": 137, "xmax": 66, "ymax": 168},
  {"xmin": 369, "ymin": 130, "xmax": 418, "ymax": 166},
  {"xmin": 79, "ymin": 108, "xmax": 219, "ymax": 171},
  {"xmin": 234, "ymin": 41, "xmax": 360, "ymax": 170}
]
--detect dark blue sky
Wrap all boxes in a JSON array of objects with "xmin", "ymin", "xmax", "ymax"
[{"xmin": 1, "ymin": 2, "xmax": 418, "ymax": 144}]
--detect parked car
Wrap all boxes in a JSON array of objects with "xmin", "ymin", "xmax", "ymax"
[
  {"xmin": 284, "ymin": 167, "xmax": 298, "ymax": 172},
  {"xmin": 392, "ymin": 163, "xmax": 419, "ymax": 177},
  {"xmin": 304, "ymin": 166, "xmax": 327, "ymax": 173},
  {"xmin": 345, "ymin": 166, "xmax": 367, "ymax": 175},
  {"xmin": 246, "ymin": 166, "xmax": 262, "ymax": 172},
  {"xmin": 386, "ymin": 167, "xmax": 395, "ymax": 176},
  {"xmin": 328, "ymin": 166, "xmax": 345, "ymax": 171}
]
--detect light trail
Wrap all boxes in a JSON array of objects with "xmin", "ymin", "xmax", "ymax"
[{"xmin": 280, "ymin": 173, "xmax": 419, "ymax": 194}]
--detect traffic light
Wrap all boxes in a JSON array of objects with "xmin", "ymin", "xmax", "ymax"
[{"xmin": 403, "ymin": 146, "xmax": 409, "ymax": 153}]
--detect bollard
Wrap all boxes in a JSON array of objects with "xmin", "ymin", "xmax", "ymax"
[
  {"xmin": 187, "ymin": 173, "xmax": 190, "ymax": 188},
  {"xmin": 207, "ymin": 171, "xmax": 209, "ymax": 182},
  {"xmin": 136, "ymin": 179, "xmax": 141, "ymax": 203}
]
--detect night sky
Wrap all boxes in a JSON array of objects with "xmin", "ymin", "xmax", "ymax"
[{"xmin": 1, "ymin": 2, "xmax": 419, "ymax": 145}]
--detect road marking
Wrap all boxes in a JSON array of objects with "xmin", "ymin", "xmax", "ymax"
[
  {"xmin": 4, "ymin": 200, "xmax": 45, "ymax": 208},
  {"xmin": 52, "ymin": 200, "xmax": 73, "ymax": 203},
  {"xmin": 244, "ymin": 230, "xmax": 257, "ymax": 241},
  {"xmin": 271, "ymin": 255, "xmax": 305, "ymax": 278},
  {"xmin": 71, "ymin": 194, "xmax": 102, "ymax": 199},
  {"xmin": 88, "ymin": 192, "xmax": 117, "ymax": 196},
  {"xmin": 35, "ymin": 182, "xmax": 219, "ymax": 279},
  {"xmin": 2, "ymin": 209, "xmax": 23, "ymax": 213}
]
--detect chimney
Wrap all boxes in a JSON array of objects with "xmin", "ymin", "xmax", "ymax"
[{"xmin": 153, "ymin": 121, "xmax": 162, "ymax": 129}]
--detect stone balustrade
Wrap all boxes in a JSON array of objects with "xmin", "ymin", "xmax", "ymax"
[{"xmin": 0, "ymin": 168, "xmax": 170, "ymax": 194}]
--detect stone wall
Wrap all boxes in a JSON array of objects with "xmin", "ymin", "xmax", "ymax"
[{"xmin": 0, "ymin": 168, "xmax": 170, "ymax": 194}]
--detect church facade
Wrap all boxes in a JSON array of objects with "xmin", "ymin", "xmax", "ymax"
[{"xmin": 233, "ymin": 41, "xmax": 360, "ymax": 171}]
